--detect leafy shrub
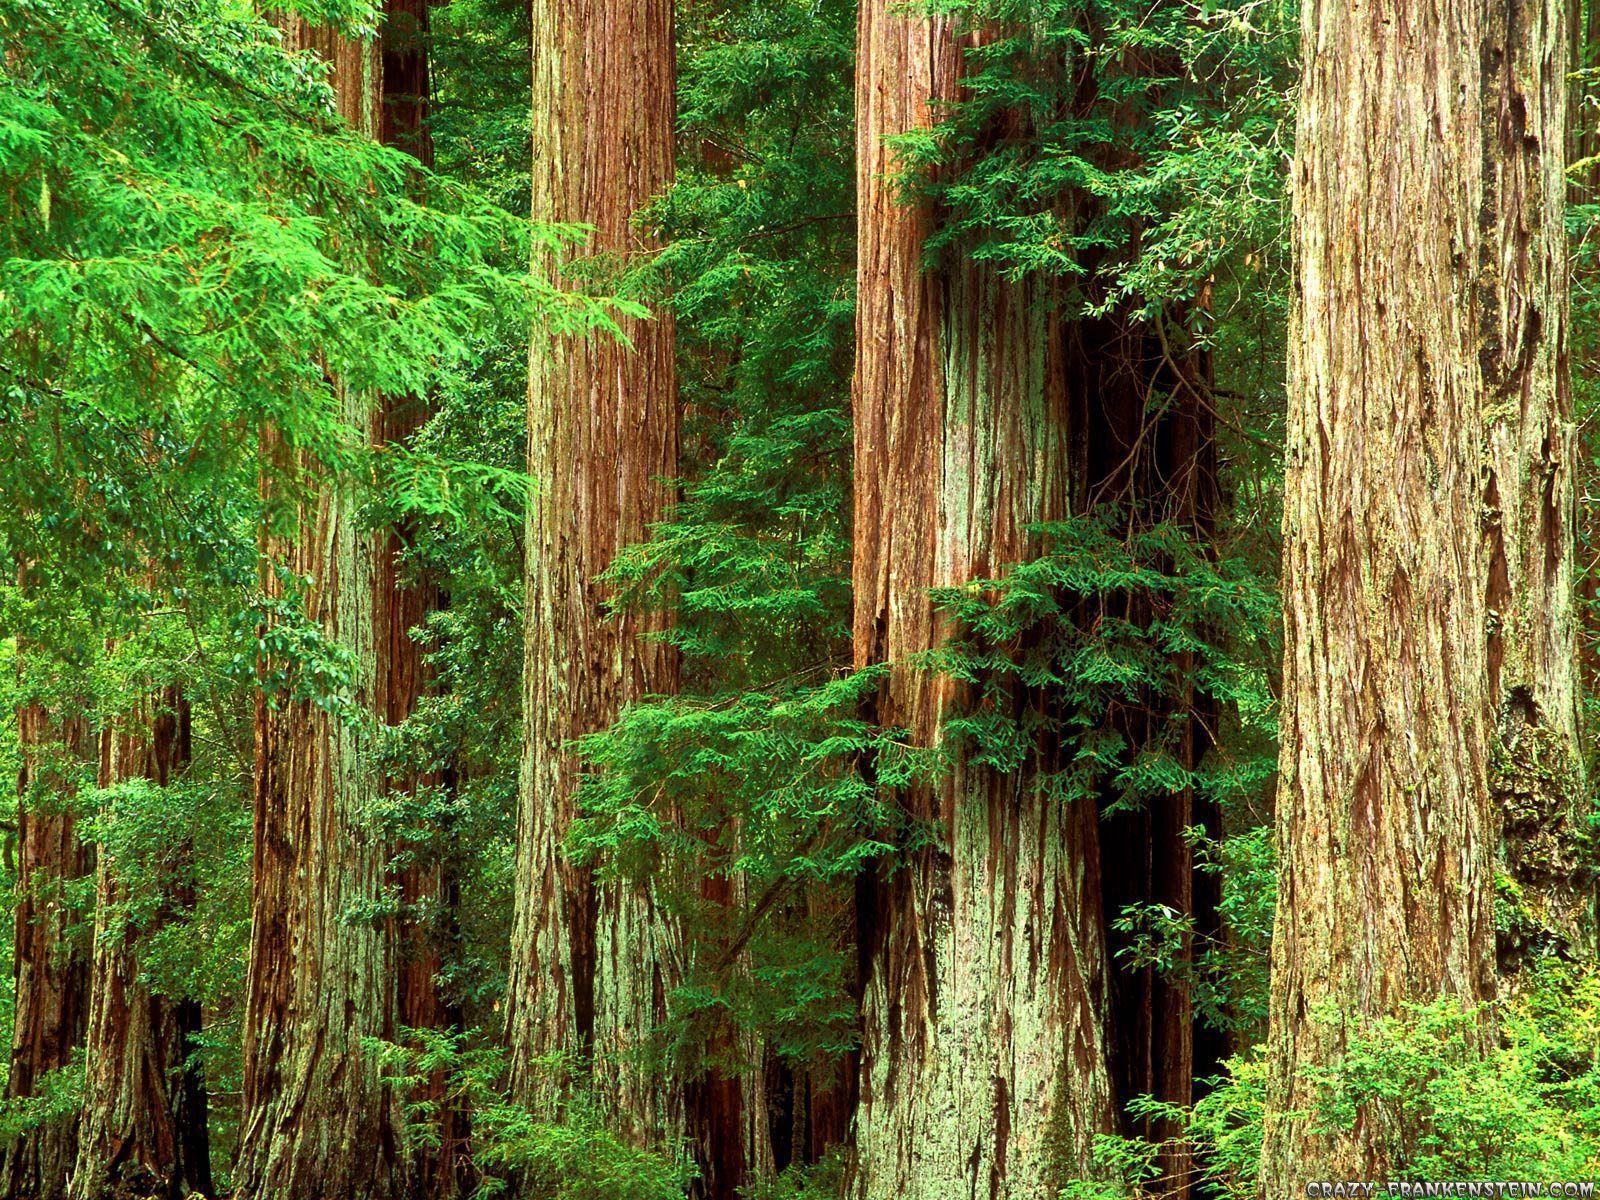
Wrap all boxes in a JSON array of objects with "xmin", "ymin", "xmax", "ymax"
[
  {"xmin": 371, "ymin": 1029, "xmax": 694, "ymax": 1200},
  {"xmin": 1059, "ymin": 963, "xmax": 1600, "ymax": 1197}
]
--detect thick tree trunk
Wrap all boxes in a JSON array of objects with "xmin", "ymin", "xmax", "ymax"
[
  {"xmin": 1481, "ymin": 0, "xmax": 1589, "ymax": 970},
  {"xmin": 238, "ymin": 404, "xmax": 406, "ymax": 1200},
  {"xmin": 1, "ymin": 702, "xmax": 93, "ymax": 1200},
  {"xmin": 1259, "ymin": 0, "xmax": 1504, "ymax": 1187},
  {"xmin": 70, "ymin": 689, "xmax": 213, "ymax": 1200},
  {"xmin": 847, "ymin": 8, "xmax": 1116, "ymax": 1197},
  {"xmin": 236, "ymin": 24, "xmax": 408, "ymax": 1200},
  {"xmin": 1568, "ymin": 0, "xmax": 1600, "ymax": 700},
  {"xmin": 502, "ymin": 0, "xmax": 681, "ymax": 1146}
]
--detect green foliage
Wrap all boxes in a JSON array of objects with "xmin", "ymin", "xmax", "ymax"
[
  {"xmin": 372, "ymin": 1032, "xmax": 694, "ymax": 1200},
  {"xmin": 1296, "ymin": 979, "xmax": 1600, "ymax": 1179},
  {"xmin": 576, "ymin": 668, "xmax": 902, "ymax": 885},
  {"xmin": 1113, "ymin": 822, "xmax": 1274, "ymax": 1040},
  {"xmin": 0, "ymin": 1053, "xmax": 85, "ymax": 1148},
  {"xmin": 1065, "ymin": 965, "xmax": 1600, "ymax": 1198},
  {"xmin": 0, "ymin": 0, "xmax": 623, "ymax": 687},
  {"xmin": 927, "ymin": 516, "xmax": 1277, "ymax": 812},
  {"xmin": 740, "ymin": 1153, "xmax": 849, "ymax": 1200},
  {"xmin": 575, "ymin": 667, "xmax": 901, "ymax": 1067},
  {"xmin": 430, "ymin": 0, "xmax": 534, "ymax": 214},
  {"xmin": 616, "ymin": 0, "xmax": 857, "ymax": 684},
  {"xmin": 574, "ymin": 0, "xmax": 862, "ymax": 1098},
  {"xmin": 891, "ymin": 0, "xmax": 1293, "ymax": 325}
]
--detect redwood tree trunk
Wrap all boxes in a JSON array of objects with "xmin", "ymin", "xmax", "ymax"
[
  {"xmin": 235, "ymin": 24, "xmax": 408, "ymax": 1200},
  {"xmin": 378, "ymin": 2, "xmax": 469, "ymax": 1192},
  {"xmin": 502, "ymin": 0, "xmax": 681, "ymax": 1146},
  {"xmin": 1481, "ymin": 0, "xmax": 1588, "ymax": 970},
  {"xmin": 70, "ymin": 689, "xmax": 212, "ymax": 1200},
  {"xmin": 0, "ymin": 701, "xmax": 93, "ymax": 1200},
  {"xmin": 847, "ymin": 7, "xmax": 1116, "ymax": 1196},
  {"xmin": 1259, "ymin": 0, "xmax": 1503, "ymax": 1185}
]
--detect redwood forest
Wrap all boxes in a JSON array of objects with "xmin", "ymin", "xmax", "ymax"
[{"xmin": 3, "ymin": 0, "xmax": 1599, "ymax": 1196}]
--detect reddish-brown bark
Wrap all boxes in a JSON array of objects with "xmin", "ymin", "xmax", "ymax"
[
  {"xmin": 236, "ymin": 21, "xmax": 409, "ymax": 1200},
  {"xmin": 847, "ymin": 6, "xmax": 1117, "ymax": 1195},
  {"xmin": 1482, "ymin": 0, "xmax": 1588, "ymax": 970},
  {"xmin": 70, "ymin": 689, "xmax": 213, "ymax": 1200},
  {"xmin": 1260, "ymin": 0, "xmax": 1508, "ymax": 1185},
  {"xmin": 1, "ymin": 701, "xmax": 94, "ymax": 1200},
  {"xmin": 503, "ymin": 0, "xmax": 682, "ymax": 1149}
]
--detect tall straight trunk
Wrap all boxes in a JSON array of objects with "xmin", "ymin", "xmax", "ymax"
[
  {"xmin": 70, "ymin": 689, "xmax": 212, "ymax": 1200},
  {"xmin": 848, "ymin": 7, "xmax": 1116, "ymax": 1196},
  {"xmin": 1259, "ymin": 0, "xmax": 1503, "ymax": 1185},
  {"xmin": 1482, "ymin": 0, "xmax": 1588, "ymax": 969},
  {"xmin": 503, "ymin": 0, "xmax": 680, "ymax": 1144},
  {"xmin": 0, "ymin": 700, "xmax": 93, "ymax": 1200},
  {"xmin": 377, "ymin": 2, "xmax": 469, "ymax": 1192},
  {"xmin": 236, "ymin": 24, "xmax": 408, "ymax": 1200}
]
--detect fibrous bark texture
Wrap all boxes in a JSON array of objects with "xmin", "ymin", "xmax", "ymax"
[
  {"xmin": 503, "ymin": 0, "xmax": 681, "ymax": 1146},
  {"xmin": 847, "ymin": 7, "xmax": 1116, "ymax": 1196},
  {"xmin": 236, "ymin": 23, "xmax": 408, "ymax": 1200},
  {"xmin": 1, "ymin": 702, "xmax": 93, "ymax": 1200},
  {"xmin": 1481, "ymin": 0, "xmax": 1589, "ymax": 970},
  {"xmin": 71, "ymin": 689, "xmax": 212, "ymax": 1200},
  {"xmin": 1259, "ymin": 0, "xmax": 1504, "ymax": 1187}
]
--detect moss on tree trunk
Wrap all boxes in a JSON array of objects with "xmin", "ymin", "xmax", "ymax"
[
  {"xmin": 503, "ymin": 0, "xmax": 685, "ymax": 1151},
  {"xmin": 847, "ymin": 10, "xmax": 1117, "ymax": 1197}
]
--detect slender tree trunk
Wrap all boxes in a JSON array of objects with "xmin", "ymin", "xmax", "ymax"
[
  {"xmin": 1482, "ymin": 0, "xmax": 1590, "ymax": 971},
  {"xmin": 1259, "ymin": 0, "xmax": 1504, "ymax": 1186},
  {"xmin": 763, "ymin": 891, "xmax": 858, "ymax": 1176},
  {"xmin": 383, "ymin": 430, "xmax": 462, "ymax": 1200},
  {"xmin": 236, "ymin": 24, "xmax": 408, "ymax": 1200},
  {"xmin": 503, "ymin": 0, "xmax": 681, "ymax": 1146},
  {"xmin": 1075, "ymin": 310, "xmax": 1223, "ymax": 1200},
  {"xmin": 1, "ymin": 700, "xmax": 93, "ymax": 1200},
  {"xmin": 847, "ymin": 8, "xmax": 1116, "ymax": 1197},
  {"xmin": 377, "ymin": 2, "xmax": 470, "ymax": 1192},
  {"xmin": 683, "ymin": 873, "xmax": 776, "ymax": 1199},
  {"xmin": 70, "ymin": 689, "xmax": 213, "ymax": 1200}
]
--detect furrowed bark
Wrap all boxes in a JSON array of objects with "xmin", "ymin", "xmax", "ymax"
[
  {"xmin": 1481, "ymin": 0, "xmax": 1590, "ymax": 970},
  {"xmin": 1259, "ymin": 0, "xmax": 1502, "ymax": 1186},
  {"xmin": 1, "ymin": 700, "xmax": 93, "ymax": 1200},
  {"xmin": 503, "ymin": 0, "xmax": 681, "ymax": 1146},
  {"xmin": 236, "ymin": 23, "xmax": 409, "ymax": 1200},
  {"xmin": 70, "ymin": 689, "xmax": 213, "ymax": 1200},
  {"xmin": 847, "ymin": 7, "xmax": 1116, "ymax": 1196}
]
